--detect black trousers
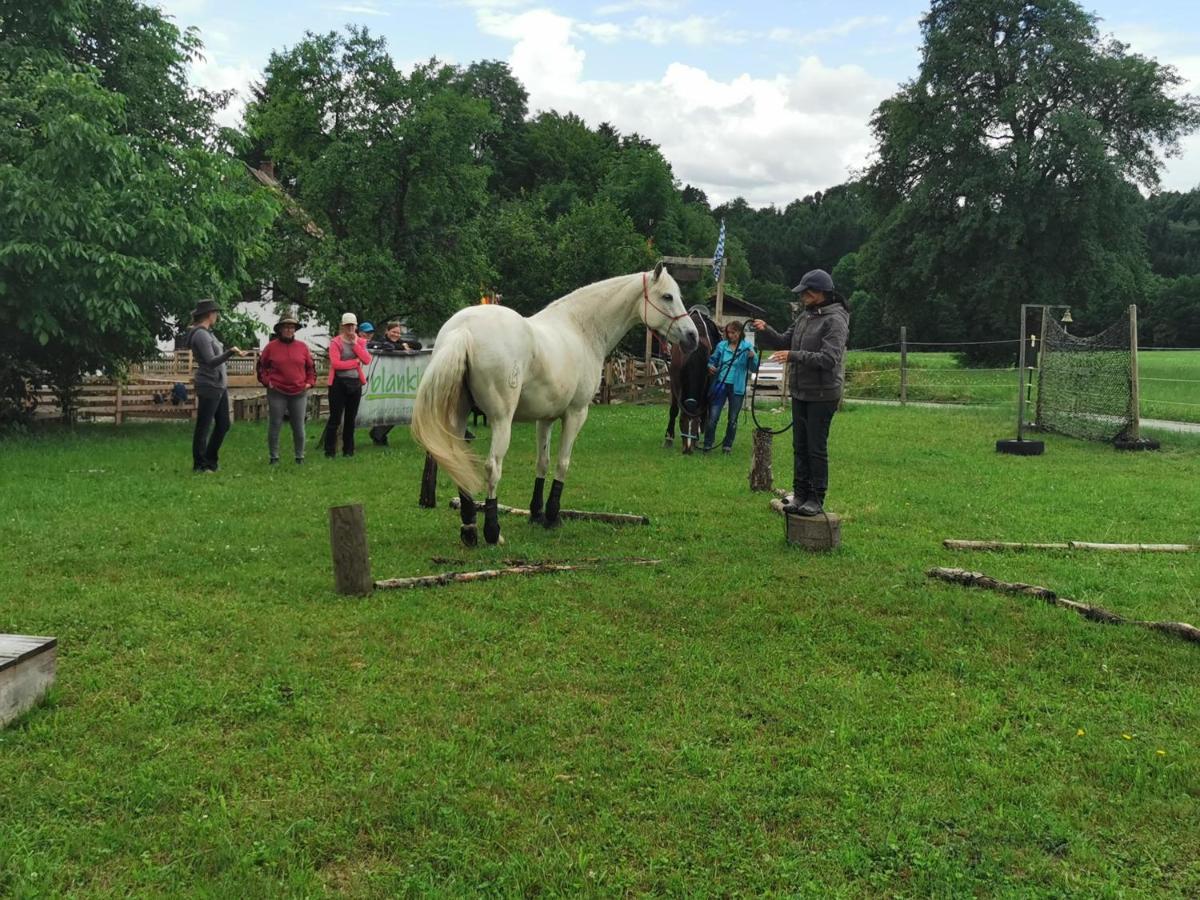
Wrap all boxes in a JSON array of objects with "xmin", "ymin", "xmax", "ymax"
[
  {"xmin": 791, "ymin": 398, "xmax": 838, "ymax": 498},
  {"xmin": 193, "ymin": 390, "xmax": 230, "ymax": 470},
  {"xmin": 326, "ymin": 378, "xmax": 363, "ymax": 456}
]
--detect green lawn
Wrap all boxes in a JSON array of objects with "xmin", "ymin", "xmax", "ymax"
[
  {"xmin": 2, "ymin": 405, "xmax": 1199, "ymax": 896},
  {"xmin": 842, "ymin": 350, "xmax": 1200, "ymax": 424}
]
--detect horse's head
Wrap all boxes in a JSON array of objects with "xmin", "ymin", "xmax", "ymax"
[{"xmin": 642, "ymin": 262, "xmax": 698, "ymax": 353}]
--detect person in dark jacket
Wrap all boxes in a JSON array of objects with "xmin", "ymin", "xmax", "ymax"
[
  {"xmin": 186, "ymin": 299, "xmax": 249, "ymax": 473},
  {"xmin": 752, "ymin": 269, "xmax": 850, "ymax": 516},
  {"xmin": 258, "ymin": 315, "xmax": 316, "ymax": 464}
]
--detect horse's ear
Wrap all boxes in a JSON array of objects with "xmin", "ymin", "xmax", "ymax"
[{"xmin": 652, "ymin": 260, "xmax": 665, "ymax": 282}]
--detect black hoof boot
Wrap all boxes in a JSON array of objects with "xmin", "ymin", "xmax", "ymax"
[
  {"xmin": 483, "ymin": 498, "xmax": 501, "ymax": 545},
  {"xmin": 458, "ymin": 490, "xmax": 478, "ymax": 546},
  {"xmin": 543, "ymin": 479, "xmax": 564, "ymax": 529},
  {"xmin": 663, "ymin": 436, "xmax": 674, "ymax": 448},
  {"xmin": 529, "ymin": 477, "xmax": 546, "ymax": 525}
]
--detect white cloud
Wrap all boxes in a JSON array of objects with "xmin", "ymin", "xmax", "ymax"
[
  {"xmin": 326, "ymin": 2, "xmax": 389, "ymax": 15},
  {"xmin": 187, "ymin": 55, "xmax": 262, "ymax": 128},
  {"xmin": 487, "ymin": 9, "xmax": 892, "ymax": 206},
  {"xmin": 594, "ymin": 0, "xmax": 681, "ymax": 14},
  {"xmin": 770, "ymin": 15, "xmax": 891, "ymax": 44}
]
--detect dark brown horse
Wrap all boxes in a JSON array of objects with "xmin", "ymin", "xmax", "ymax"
[{"xmin": 664, "ymin": 309, "xmax": 720, "ymax": 454}]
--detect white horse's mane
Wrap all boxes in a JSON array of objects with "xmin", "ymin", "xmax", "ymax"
[{"xmin": 536, "ymin": 272, "xmax": 639, "ymax": 316}]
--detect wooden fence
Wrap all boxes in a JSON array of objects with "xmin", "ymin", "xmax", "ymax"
[
  {"xmin": 31, "ymin": 381, "xmax": 329, "ymax": 425},
  {"xmin": 597, "ymin": 357, "xmax": 671, "ymax": 403}
]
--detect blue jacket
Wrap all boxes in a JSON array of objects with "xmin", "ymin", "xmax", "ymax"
[{"xmin": 707, "ymin": 339, "xmax": 759, "ymax": 396}]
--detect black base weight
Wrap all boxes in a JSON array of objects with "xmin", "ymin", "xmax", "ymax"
[{"xmin": 996, "ymin": 438, "xmax": 1044, "ymax": 456}]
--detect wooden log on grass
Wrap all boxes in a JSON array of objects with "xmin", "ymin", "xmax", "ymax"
[
  {"xmin": 926, "ymin": 566, "xmax": 1200, "ymax": 646},
  {"xmin": 449, "ymin": 496, "xmax": 649, "ymax": 525},
  {"xmin": 375, "ymin": 558, "xmax": 662, "ymax": 590},
  {"xmin": 944, "ymin": 539, "xmax": 1197, "ymax": 553},
  {"xmin": 329, "ymin": 504, "xmax": 373, "ymax": 596}
]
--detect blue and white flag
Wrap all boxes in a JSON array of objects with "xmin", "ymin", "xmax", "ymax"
[{"xmin": 712, "ymin": 218, "xmax": 726, "ymax": 281}]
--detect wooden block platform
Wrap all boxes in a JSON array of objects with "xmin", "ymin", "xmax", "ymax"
[{"xmin": 1, "ymin": 635, "xmax": 57, "ymax": 728}]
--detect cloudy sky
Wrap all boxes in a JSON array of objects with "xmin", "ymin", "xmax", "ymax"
[{"xmin": 160, "ymin": 0, "xmax": 1200, "ymax": 207}]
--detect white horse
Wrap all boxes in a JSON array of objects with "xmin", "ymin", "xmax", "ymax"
[{"xmin": 412, "ymin": 263, "xmax": 699, "ymax": 546}]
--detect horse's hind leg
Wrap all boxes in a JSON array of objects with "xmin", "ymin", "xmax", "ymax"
[
  {"xmin": 664, "ymin": 397, "xmax": 677, "ymax": 448},
  {"xmin": 483, "ymin": 415, "xmax": 513, "ymax": 545},
  {"xmin": 458, "ymin": 490, "xmax": 478, "ymax": 547},
  {"xmin": 530, "ymin": 419, "xmax": 552, "ymax": 524},
  {"xmin": 451, "ymin": 396, "xmax": 479, "ymax": 547}
]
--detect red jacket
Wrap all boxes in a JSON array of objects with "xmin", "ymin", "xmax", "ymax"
[
  {"xmin": 258, "ymin": 338, "xmax": 316, "ymax": 395},
  {"xmin": 327, "ymin": 336, "xmax": 372, "ymax": 385}
]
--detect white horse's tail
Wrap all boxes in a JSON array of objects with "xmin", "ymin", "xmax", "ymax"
[{"xmin": 411, "ymin": 329, "xmax": 483, "ymax": 495}]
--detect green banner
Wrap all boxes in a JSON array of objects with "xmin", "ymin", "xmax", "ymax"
[{"xmin": 354, "ymin": 350, "xmax": 432, "ymax": 427}]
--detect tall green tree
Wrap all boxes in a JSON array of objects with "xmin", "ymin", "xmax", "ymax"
[
  {"xmin": 0, "ymin": 0, "xmax": 277, "ymax": 418},
  {"xmin": 243, "ymin": 30, "xmax": 494, "ymax": 333},
  {"xmin": 859, "ymin": 0, "xmax": 1199, "ymax": 357}
]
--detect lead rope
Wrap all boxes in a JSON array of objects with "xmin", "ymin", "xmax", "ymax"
[{"xmin": 746, "ymin": 319, "xmax": 793, "ymax": 435}]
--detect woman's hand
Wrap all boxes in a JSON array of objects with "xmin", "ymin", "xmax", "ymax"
[
  {"xmin": 769, "ymin": 350, "xmax": 789, "ymax": 363},
  {"xmin": 231, "ymin": 346, "xmax": 250, "ymax": 357},
  {"xmin": 707, "ymin": 366, "xmax": 717, "ymax": 374},
  {"xmin": 752, "ymin": 319, "xmax": 768, "ymax": 331}
]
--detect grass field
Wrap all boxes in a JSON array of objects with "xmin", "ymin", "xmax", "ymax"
[
  {"xmin": 842, "ymin": 350, "xmax": 1200, "ymax": 424},
  {"xmin": 2, "ymin": 404, "xmax": 1199, "ymax": 896}
]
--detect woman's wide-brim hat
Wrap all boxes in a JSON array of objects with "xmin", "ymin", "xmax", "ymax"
[
  {"xmin": 190, "ymin": 299, "xmax": 222, "ymax": 319},
  {"xmin": 274, "ymin": 315, "xmax": 301, "ymax": 335}
]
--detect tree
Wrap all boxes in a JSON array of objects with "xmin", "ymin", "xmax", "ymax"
[
  {"xmin": 859, "ymin": 0, "xmax": 1199, "ymax": 358},
  {"xmin": 0, "ymin": 0, "xmax": 278, "ymax": 419},
  {"xmin": 243, "ymin": 31, "xmax": 495, "ymax": 334}
]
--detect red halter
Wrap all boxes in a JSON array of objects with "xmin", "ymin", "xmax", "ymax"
[{"xmin": 643, "ymin": 271, "xmax": 691, "ymax": 331}]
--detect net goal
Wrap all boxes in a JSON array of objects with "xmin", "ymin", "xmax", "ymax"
[{"xmin": 1035, "ymin": 306, "xmax": 1142, "ymax": 444}]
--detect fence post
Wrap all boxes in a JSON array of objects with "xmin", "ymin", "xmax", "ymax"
[
  {"xmin": 899, "ymin": 326, "xmax": 908, "ymax": 405},
  {"xmin": 114, "ymin": 382, "xmax": 124, "ymax": 425}
]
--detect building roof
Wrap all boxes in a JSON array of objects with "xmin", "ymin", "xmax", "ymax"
[{"xmin": 705, "ymin": 291, "xmax": 766, "ymax": 317}]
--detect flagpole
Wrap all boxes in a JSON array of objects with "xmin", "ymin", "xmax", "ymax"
[
  {"xmin": 712, "ymin": 218, "xmax": 727, "ymax": 324},
  {"xmin": 715, "ymin": 257, "xmax": 726, "ymax": 323}
]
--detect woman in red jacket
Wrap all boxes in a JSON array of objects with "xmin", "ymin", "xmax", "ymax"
[
  {"xmin": 325, "ymin": 312, "xmax": 372, "ymax": 458},
  {"xmin": 257, "ymin": 315, "xmax": 317, "ymax": 464}
]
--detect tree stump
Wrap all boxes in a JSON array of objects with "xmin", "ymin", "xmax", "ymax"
[
  {"xmin": 329, "ymin": 504, "xmax": 373, "ymax": 595},
  {"xmin": 784, "ymin": 510, "xmax": 841, "ymax": 551},
  {"xmin": 749, "ymin": 428, "xmax": 773, "ymax": 492}
]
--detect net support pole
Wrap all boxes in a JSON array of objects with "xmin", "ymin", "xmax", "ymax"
[
  {"xmin": 1034, "ymin": 308, "xmax": 1049, "ymax": 426},
  {"xmin": 899, "ymin": 326, "xmax": 908, "ymax": 405},
  {"xmin": 1016, "ymin": 304, "xmax": 1029, "ymax": 441},
  {"xmin": 1128, "ymin": 304, "xmax": 1141, "ymax": 441}
]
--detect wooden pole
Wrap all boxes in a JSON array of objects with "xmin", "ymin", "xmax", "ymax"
[
  {"xmin": 943, "ymin": 539, "xmax": 1197, "ymax": 553},
  {"xmin": 114, "ymin": 382, "xmax": 124, "ymax": 425},
  {"xmin": 714, "ymin": 257, "xmax": 727, "ymax": 323},
  {"xmin": 644, "ymin": 328, "xmax": 653, "ymax": 391},
  {"xmin": 449, "ymin": 496, "xmax": 649, "ymax": 525},
  {"xmin": 375, "ymin": 558, "xmax": 662, "ymax": 591},
  {"xmin": 419, "ymin": 453, "xmax": 438, "ymax": 509},
  {"xmin": 1128, "ymin": 304, "xmax": 1141, "ymax": 441},
  {"xmin": 899, "ymin": 326, "xmax": 908, "ymax": 405},
  {"xmin": 329, "ymin": 504, "xmax": 373, "ymax": 596},
  {"xmin": 927, "ymin": 567, "xmax": 1200, "ymax": 646},
  {"xmin": 749, "ymin": 428, "xmax": 773, "ymax": 491}
]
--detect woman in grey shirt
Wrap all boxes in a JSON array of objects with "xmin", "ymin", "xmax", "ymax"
[
  {"xmin": 186, "ymin": 299, "xmax": 248, "ymax": 472},
  {"xmin": 753, "ymin": 269, "xmax": 850, "ymax": 516}
]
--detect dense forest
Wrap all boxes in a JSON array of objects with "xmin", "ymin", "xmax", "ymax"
[{"xmin": 2, "ymin": 0, "xmax": 1198, "ymax": 420}]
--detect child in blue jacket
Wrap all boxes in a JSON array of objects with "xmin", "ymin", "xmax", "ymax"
[{"xmin": 704, "ymin": 320, "xmax": 759, "ymax": 453}]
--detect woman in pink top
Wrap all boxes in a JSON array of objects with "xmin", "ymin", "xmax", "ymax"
[{"xmin": 325, "ymin": 312, "xmax": 372, "ymax": 458}]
